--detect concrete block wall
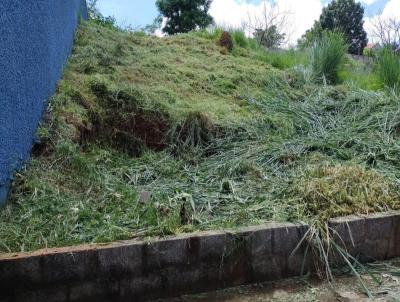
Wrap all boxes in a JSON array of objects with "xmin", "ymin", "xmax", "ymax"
[
  {"xmin": 0, "ymin": 0, "xmax": 88, "ymax": 205},
  {"xmin": 0, "ymin": 212, "xmax": 399, "ymax": 302}
]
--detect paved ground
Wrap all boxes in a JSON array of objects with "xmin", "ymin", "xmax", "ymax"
[{"xmin": 158, "ymin": 259, "xmax": 400, "ymax": 302}]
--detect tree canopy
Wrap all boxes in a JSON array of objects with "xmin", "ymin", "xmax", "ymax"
[
  {"xmin": 254, "ymin": 26, "xmax": 286, "ymax": 49},
  {"xmin": 299, "ymin": 0, "xmax": 368, "ymax": 55},
  {"xmin": 156, "ymin": 0, "xmax": 214, "ymax": 35}
]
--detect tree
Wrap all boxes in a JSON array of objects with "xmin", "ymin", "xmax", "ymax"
[
  {"xmin": 319, "ymin": 0, "xmax": 367, "ymax": 55},
  {"xmin": 254, "ymin": 26, "xmax": 285, "ymax": 48},
  {"xmin": 87, "ymin": 0, "xmax": 117, "ymax": 29},
  {"xmin": 369, "ymin": 15, "xmax": 400, "ymax": 50},
  {"xmin": 87, "ymin": 0, "xmax": 101, "ymax": 20},
  {"xmin": 156, "ymin": 0, "xmax": 214, "ymax": 35},
  {"xmin": 143, "ymin": 15, "xmax": 163, "ymax": 34},
  {"xmin": 246, "ymin": 0, "xmax": 291, "ymax": 49},
  {"xmin": 297, "ymin": 21, "xmax": 323, "ymax": 49}
]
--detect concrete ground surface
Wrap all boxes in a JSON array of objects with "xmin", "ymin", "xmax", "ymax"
[{"xmin": 158, "ymin": 259, "xmax": 400, "ymax": 302}]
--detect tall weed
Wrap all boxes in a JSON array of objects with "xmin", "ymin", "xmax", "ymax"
[
  {"xmin": 310, "ymin": 31, "xmax": 348, "ymax": 84},
  {"xmin": 231, "ymin": 30, "xmax": 249, "ymax": 48},
  {"xmin": 377, "ymin": 47, "xmax": 400, "ymax": 91}
]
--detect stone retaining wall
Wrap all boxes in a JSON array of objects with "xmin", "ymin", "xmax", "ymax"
[{"xmin": 0, "ymin": 212, "xmax": 399, "ymax": 302}]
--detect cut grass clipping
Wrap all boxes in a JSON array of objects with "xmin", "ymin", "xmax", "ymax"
[
  {"xmin": 293, "ymin": 164, "xmax": 400, "ymax": 222},
  {"xmin": 2, "ymin": 21, "xmax": 400, "ymax": 296},
  {"xmin": 291, "ymin": 164, "xmax": 400, "ymax": 298}
]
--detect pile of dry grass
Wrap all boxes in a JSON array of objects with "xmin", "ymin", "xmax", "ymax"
[{"xmin": 295, "ymin": 164, "xmax": 400, "ymax": 221}]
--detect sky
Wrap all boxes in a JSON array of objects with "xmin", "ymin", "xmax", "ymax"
[{"xmin": 97, "ymin": 0, "xmax": 400, "ymax": 44}]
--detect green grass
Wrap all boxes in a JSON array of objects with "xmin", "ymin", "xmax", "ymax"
[
  {"xmin": 1, "ymin": 21, "xmax": 400, "ymax": 253},
  {"xmin": 253, "ymin": 48, "xmax": 308, "ymax": 70},
  {"xmin": 339, "ymin": 56, "xmax": 381, "ymax": 90},
  {"xmin": 310, "ymin": 31, "xmax": 348, "ymax": 84},
  {"xmin": 377, "ymin": 47, "xmax": 400, "ymax": 91}
]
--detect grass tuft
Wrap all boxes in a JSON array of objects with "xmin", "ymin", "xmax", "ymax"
[
  {"xmin": 377, "ymin": 47, "xmax": 400, "ymax": 91},
  {"xmin": 310, "ymin": 31, "xmax": 348, "ymax": 84}
]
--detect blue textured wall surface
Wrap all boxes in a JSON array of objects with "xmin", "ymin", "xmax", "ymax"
[{"xmin": 0, "ymin": 0, "xmax": 88, "ymax": 205}]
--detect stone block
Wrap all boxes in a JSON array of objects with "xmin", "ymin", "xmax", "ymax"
[{"xmin": 97, "ymin": 244, "xmax": 142, "ymax": 277}]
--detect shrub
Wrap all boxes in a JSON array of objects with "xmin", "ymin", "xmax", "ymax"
[
  {"xmin": 363, "ymin": 47, "xmax": 376, "ymax": 58},
  {"xmin": 309, "ymin": 31, "xmax": 348, "ymax": 84},
  {"xmin": 219, "ymin": 31, "xmax": 233, "ymax": 52},
  {"xmin": 376, "ymin": 47, "xmax": 400, "ymax": 91}
]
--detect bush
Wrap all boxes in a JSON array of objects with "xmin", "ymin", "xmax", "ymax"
[
  {"xmin": 363, "ymin": 47, "xmax": 376, "ymax": 58},
  {"xmin": 219, "ymin": 31, "xmax": 233, "ymax": 52},
  {"xmin": 377, "ymin": 47, "xmax": 400, "ymax": 91},
  {"xmin": 310, "ymin": 31, "xmax": 348, "ymax": 84}
]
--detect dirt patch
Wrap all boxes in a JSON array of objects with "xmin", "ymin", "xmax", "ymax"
[
  {"xmin": 82, "ymin": 79, "xmax": 172, "ymax": 156},
  {"xmin": 90, "ymin": 108, "xmax": 170, "ymax": 156}
]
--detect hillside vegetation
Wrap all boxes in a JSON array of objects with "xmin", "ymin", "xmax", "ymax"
[{"xmin": 1, "ymin": 21, "xmax": 400, "ymax": 253}]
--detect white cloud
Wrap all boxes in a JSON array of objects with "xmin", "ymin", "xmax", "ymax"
[
  {"xmin": 381, "ymin": 0, "xmax": 400, "ymax": 17},
  {"xmin": 209, "ymin": 0, "xmax": 322, "ymax": 46},
  {"xmin": 364, "ymin": 0, "xmax": 400, "ymax": 43}
]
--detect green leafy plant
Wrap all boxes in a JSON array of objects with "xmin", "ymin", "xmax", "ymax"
[
  {"xmin": 377, "ymin": 47, "xmax": 400, "ymax": 91},
  {"xmin": 302, "ymin": 0, "xmax": 367, "ymax": 55},
  {"xmin": 87, "ymin": 0, "xmax": 117, "ymax": 29},
  {"xmin": 310, "ymin": 31, "xmax": 348, "ymax": 84},
  {"xmin": 231, "ymin": 30, "xmax": 248, "ymax": 49},
  {"xmin": 156, "ymin": 0, "xmax": 213, "ymax": 35}
]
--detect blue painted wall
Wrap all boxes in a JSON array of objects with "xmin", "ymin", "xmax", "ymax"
[{"xmin": 0, "ymin": 0, "xmax": 88, "ymax": 205}]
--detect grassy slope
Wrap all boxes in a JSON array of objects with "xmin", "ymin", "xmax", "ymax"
[{"xmin": 1, "ymin": 22, "xmax": 400, "ymax": 253}]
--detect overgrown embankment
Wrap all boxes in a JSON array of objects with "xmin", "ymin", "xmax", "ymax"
[{"xmin": 1, "ymin": 21, "xmax": 400, "ymax": 253}]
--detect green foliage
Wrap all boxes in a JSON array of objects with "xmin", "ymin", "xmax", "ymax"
[
  {"xmin": 142, "ymin": 15, "xmax": 163, "ymax": 34},
  {"xmin": 231, "ymin": 30, "xmax": 249, "ymax": 49},
  {"xmin": 3, "ymin": 21, "xmax": 400, "ymax": 253},
  {"xmin": 191, "ymin": 26, "xmax": 224, "ymax": 40},
  {"xmin": 87, "ymin": 0, "xmax": 117, "ymax": 29},
  {"xmin": 319, "ymin": 0, "xmax": 368, "ymax": 55},
  {"xmin": 363, "ymin": 47, "xmax": 376, "ymax": 58},
  {"xmin": 339, "ymin": 56, "xmax": 380, "ymax": 90},
  {"xmin": 310, "ymin": 31, "xmax": 348, "ymax": 84},
  {"xmin": 254, "ymin": 25, "xmax": 286, "ymax": 49},
  {"xmin": 377, "ymin": 47, "xmax": 400, "ymax": 91},
  {"xmin": 252, "ymin": 49, "xmax": 307, "ymax": 70},
  {"xmin": 156, "ymin": 0, "xmax": 214, "ymax": 35},
  {"xmin": 298, "ymin": 21, "xmax": 323, "ymax": 49}
]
